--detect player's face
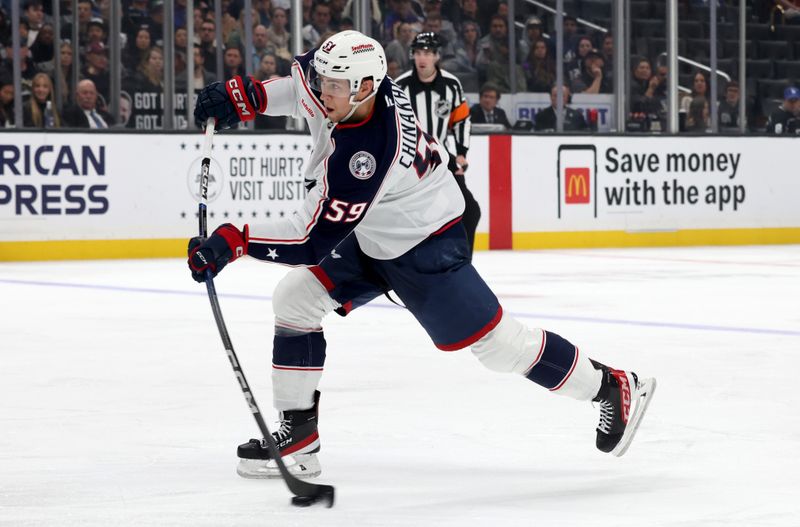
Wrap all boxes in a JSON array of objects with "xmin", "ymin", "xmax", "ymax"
[
  {"xmin": 413, "ymin": 49, "xmax": 438, "ymax": 78},
  {"xmin": 318, "ymin": 75, "xmax": 353, "ymax": 122}
]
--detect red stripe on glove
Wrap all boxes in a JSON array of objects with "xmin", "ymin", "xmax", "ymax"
[{"xmin": 225, "ymin": 76, "xmax": 257, "ymax": 122}]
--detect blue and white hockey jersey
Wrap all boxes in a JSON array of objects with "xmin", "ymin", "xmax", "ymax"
[{"xmin": 244, "ymin": 50, "xmax": 465, "ymax": 265}]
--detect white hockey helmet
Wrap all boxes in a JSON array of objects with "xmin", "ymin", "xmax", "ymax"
[{"xmin": 312, "ymin": 30, "xmax": 387, "ymax": 105}]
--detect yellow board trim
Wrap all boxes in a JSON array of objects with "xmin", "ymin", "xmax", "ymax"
[
  {"xmin": 0, "ymin": 238, "xmax": 188, "ymax": 261},
  {"xmin": 511, "ymin": 228, "xmax": 800, "ymax": 250},
  {"xmin": 1, "ymin": 228, "xmax": 798, "ymax": 261}
]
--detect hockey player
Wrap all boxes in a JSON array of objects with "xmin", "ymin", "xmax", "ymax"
[
  {"xmin": 189, "ymin": 30, "xmax": 655, "ymax": 480},
  {"xmin": 394, "ymin": 32, "xmax": 481, "ymax": 255}
]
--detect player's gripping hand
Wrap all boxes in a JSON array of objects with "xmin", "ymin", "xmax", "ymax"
[
  {"xmin": 194, "ymin": 75, "xmax": 267, "ymax": 130},
  {"xmin": 187, "ymin": 224, "xmax": 249, "ymax": 282}
]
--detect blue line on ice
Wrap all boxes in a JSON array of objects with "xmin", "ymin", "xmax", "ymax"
[{"xmin": 2, "ymin": 278, "xmax": 799, "ymax": 337}]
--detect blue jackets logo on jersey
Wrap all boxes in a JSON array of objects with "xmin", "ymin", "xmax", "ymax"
[{"xmin": 349, "ymin": 152, "xmax": 377, "ymax": 180}]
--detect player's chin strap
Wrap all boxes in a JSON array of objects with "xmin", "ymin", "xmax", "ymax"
[{"xmin": 341, "ymin": 89, "xmax": 378, "ymax": 123}]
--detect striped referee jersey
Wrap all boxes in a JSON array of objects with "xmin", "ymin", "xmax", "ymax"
[{"xmin": 394, "ymin": 67, "xmax": 471, "ymax": 157}]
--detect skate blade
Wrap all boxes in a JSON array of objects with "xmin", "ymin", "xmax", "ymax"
[
  {"xmin": 611, "ymin": 377, "xmax": 657, "ymax": 457},
  {"xmin": 236, "ymin": 453, "xmax": 321, "ymax": 479}
]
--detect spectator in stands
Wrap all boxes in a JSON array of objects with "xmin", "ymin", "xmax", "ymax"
[
  {"xmin": 123, "ymin": 25, "xmax": 152, "ymax": 73},
  {"xmin": 128, "ymin": 45, "xmax": 163, "ymax": 93},
  {"xmin": 198, "ymin": 19, "xmax": 218, "ymax": 71},
  {"xmin": 118, "ymin": 91, "xmax": 132, "ymax": 127},
  {"xmin": 22, "ymin": 72, "xmax": 61, "ymax": 128},
  {"xmin": 15, "ymin": 18, "xmax": 30, "ymax": 48},
  {"xmin": 477, "ymin": 15, "xmax": 525, "ymax": 91},
  {"xmin": 522, "ymin": 37, "xmax": 555, "ymax": 93},
  {"xmin": 266, "ymin": 7, "xmax": 291, "ymax": 61},
  {"xmin": 630, "ymin": 57, "xmax": 662, "ymax": 115},
  {"xmin": 177, "ymin": 43, "xmax": 215, "ymax": 91},
  {"xmin": 534, "ymin": 85, "xmax": 588, "ymax": 131},
  {"xmin": 0, "ymin": 75, "xmax": 15, "ymax": 127},
  {"xmin": 23, "ymin": 0, "xmax": 45, "ymax": 47},
  {"xmin": 63, "ymin": 78, "xmax": 113, "ymax": 128},
  {"xmin": 1, "ymin": 37, "xmax": 36, "ymax": 95},
  {"xmin": 254, "ymin": 0, "xmax": 271, "ymax": 26},
  {"xmin": 518, "ymin": 15, "xmax": 545, "ymax": 62},
  {"xmin": 86, "ymin": 18, "xmax": 106, "ymax": 48},
  {"xmin": 459, "ymin": 0, "xmax": 480, "ymax": 31},
  {"xmin": 566, "ymin": 35, "xmax": 593, "ymax": 82},
  {"xmin": 0, "ymin": 9, "xmax": 9, "ymax": 47},
  {"xmin": 718, "ymin": 80, "xmax": 742, "ymax": 130},
  {"xmin": 192, "ymin": 5, "xmax": 206, "ymax": 29},
  {"xmin": 550, "ymin": 15, "xmax": 580, "ymax": 63},
  {"xmin": 125, "ymin": 46, "xmax": 164, "ymax": 128},
  {"xmin": 301, "ymin": 0, "xmax": 313, "ymax": 26},
  {"xmin": 422, "ymin": 0, "xmax": 456, "ymax": 44},
  {"xmin": 338, "ymin": 15, "xmax": 354, "ymax": 31},
  {"xmin": 254, "ymin": 51, "xmax": 278, "ymax": 81},
  {"xmin": 82, "ymin": 41, "xmax": 110, "ymax": 103},
  {"xmin": 223, "ymin": 44, "xmax": 245, "ymax": 78},
  {"xmin": 148, "ymin": 0, "xmax": 165, "ymax": 44},
  {"xmin": 422, "ymin": 14, "xmax": 456, "ymax": 60},
  {"xmin": 175, "ymin": 26, "xmax": 188, "ymax": 55},
  {"xmin": 57, "ymin": 41, "xmax": 72, "ymax": 103},
  {"xmin": 253, "ymin": 57, "xmax": 287, "ymax": 128},
  {"xmin": 61, "ymin": 0, "xmax": 94, "ymax": 45},
  {"xmin": 302, "ymin": 2, "xmax": 332, "ymax": 50},
  {"xmin": 122, "ymin": 0, "xmax": 152, "ymax": 40},
  {"xmin": 251, "ymin": 24, "xmax": 271, "ymax": 64},
  {"xmin": 386, "ymin": 57, "xmax": 402, "ymax": 79},
  {"xmin": 766, "ymin": 86, "xmax": 800, "ymax": 134},
  {"xmin": 685, "ymin": 96, "xmax": 710, "ymax": 132},
  {"xmin": 571, "ymin": 49, "xmax": 611, "ymax": 94},
  {"xmin": 441, "ymin": 20, "xmax": 479, "ymax": 74},
  {"xmin": 29, "ymin": 21, "xmax": 54, "ymax": 65},
  {"xmin": 470, "ymin": 82, "xmax": 511, "ymax": 129},
  {"xmin": 328, "ymin": 0, "xmax": 346, "ymax": 28},
  {"xmin": 174, "ymin": 0, "xmax": 188, "ymax": 29},
  {"xmin": 680, "ymin": 70, "xmax": 708, "ymax": 114},
  {"xmin": 385, "ymin": 21, "xmax": 416, "ymax": 73},
  {"xmin": 383, "ymin": 0, "xmax": 423, "ymax": 43},
  {"xmin": 601, "ymin": 32, "xmax": 613, "ymax": 68}
]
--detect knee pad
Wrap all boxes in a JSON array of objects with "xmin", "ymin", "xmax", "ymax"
[
  {"xmin": 470, "ymin": 315, "xmax": 544, "ymax": 374},
  {"xmin": 272, "ymin": 268, "xmax": 340, "ymax": 332}
]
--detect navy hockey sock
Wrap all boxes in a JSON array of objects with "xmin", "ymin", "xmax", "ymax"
[{"xmin": 524, "ymin": 330, "xmax": 578, "ymax": 390}]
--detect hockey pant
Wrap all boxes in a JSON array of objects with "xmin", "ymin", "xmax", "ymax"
[{"xmin": 270, "ymin": 271, "xmax": 601, "ymax": 412}]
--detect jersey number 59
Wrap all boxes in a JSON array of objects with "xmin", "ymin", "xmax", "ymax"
[{"xmin": 324, "ymin": 199, "xmax": 367, "ymax": 223}]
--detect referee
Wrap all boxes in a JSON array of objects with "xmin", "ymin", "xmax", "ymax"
[{"xmin": 395, "ymin": 32, "xmax": 481, "ymax": 256}]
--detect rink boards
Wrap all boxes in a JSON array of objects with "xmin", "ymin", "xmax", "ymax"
[{"xmin": 0, "ymin": 132, "xmax": 798, "ymax": 260}]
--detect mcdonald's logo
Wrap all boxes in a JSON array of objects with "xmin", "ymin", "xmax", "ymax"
[{"xmin": 565, "ymin": 167, "xmax": 590, "ymax": 204}]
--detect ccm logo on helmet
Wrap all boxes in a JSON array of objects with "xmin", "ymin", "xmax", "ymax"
[
  {"xmin": 351, "ymin": 43, "xmax": 375, "ymax": 54},
  {"xmin": 227, "ymin": 78, "xmax": 251, "ymax": 117}
]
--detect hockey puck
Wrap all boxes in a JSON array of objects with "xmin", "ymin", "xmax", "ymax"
[{"xmin": 291, "ymin": 487, "xmax": 335, "ymax": 508}]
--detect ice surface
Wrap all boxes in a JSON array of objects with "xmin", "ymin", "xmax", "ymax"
[{"xmin": 2, "ymin": 246, "xmax": 799, "ymax": 526}]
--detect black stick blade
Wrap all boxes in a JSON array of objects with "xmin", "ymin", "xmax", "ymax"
[{"xmin": 290, "ymin": 485, "xmax": 335, "ymax": 508}]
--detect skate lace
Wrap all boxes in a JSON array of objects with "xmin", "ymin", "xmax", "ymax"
[
  {"xmin": 262, "ymin": 418, "xmax": 292, "ymax": 446},
  {"xmin": 597, "ymin": 399, "xmax": 614, "ymax": 434}
]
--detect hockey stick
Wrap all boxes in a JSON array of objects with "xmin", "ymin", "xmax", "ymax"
[{"xmin": 197, "ymin": 119, "xmax": 334, "ymax": 508}]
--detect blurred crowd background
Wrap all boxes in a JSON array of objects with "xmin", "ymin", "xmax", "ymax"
[{"xmin": 0, "ymin": 0, "xmax": 798, "ymax": 133}]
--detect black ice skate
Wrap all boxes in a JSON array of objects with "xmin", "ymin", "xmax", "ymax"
[
  {"xmin": 591, "ymin": 361, "xmax": 656, "ymax": 457},
  {"xmin": 236, "ymin": 391, "xmax": 322, "ymax": 479}
]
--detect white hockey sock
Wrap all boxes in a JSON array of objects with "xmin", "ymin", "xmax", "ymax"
[{"xmin": 548, "ymin": 351, "xmax": 602, "ymax": 401}]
